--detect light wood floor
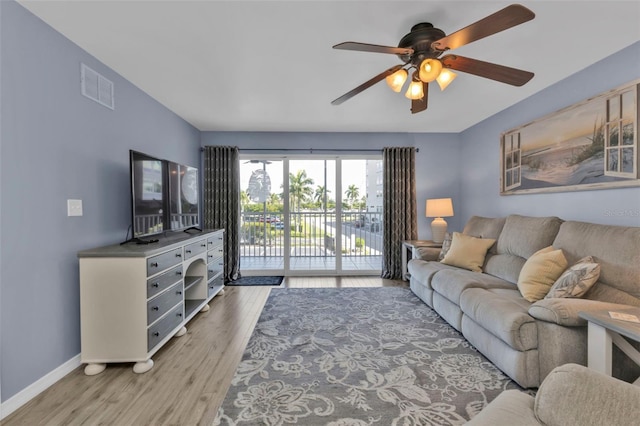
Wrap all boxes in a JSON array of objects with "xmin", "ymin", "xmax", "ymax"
[{"xmin": 4, "ymin": 276, "xmax": 406, "ymax": 425}]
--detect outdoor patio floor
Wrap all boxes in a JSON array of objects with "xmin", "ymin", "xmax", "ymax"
[{"xmin": 241, "ymin": 255, "xmax": 382, "ymax": 272}]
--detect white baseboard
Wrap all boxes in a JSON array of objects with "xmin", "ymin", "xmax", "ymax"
[{"xmin": 1, "ymin": 354, "xmax": 81, "ymax": 420}]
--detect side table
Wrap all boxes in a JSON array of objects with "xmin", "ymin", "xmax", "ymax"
[
  {"xmin": 579, "ymin": 308, "xmax": 640, "ymax": 385},
  {"xmin": 401, "ymin": 240, "xmax": 442, "ymax": 281}
]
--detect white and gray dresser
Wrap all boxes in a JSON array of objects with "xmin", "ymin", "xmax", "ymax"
[{"xmin": 77, "ymin": 229, "xmax": 225, "ymax": 375}]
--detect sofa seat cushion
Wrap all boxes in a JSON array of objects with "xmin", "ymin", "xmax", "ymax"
[
  {"xmin": 407, "ymin": 259, "xmax": 458, "ymax": 290},
  {"xmin": 460, "ymin": 287, "xmax": 537, "ymax": 351},
  {"xmin": 431, "ymin": 269, "xmax": 515, "ymax": 305}
]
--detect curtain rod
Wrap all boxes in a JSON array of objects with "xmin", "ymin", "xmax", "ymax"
[{"xmin": 200, "ymin": 147, "xmax": 419, "ymax": 153}]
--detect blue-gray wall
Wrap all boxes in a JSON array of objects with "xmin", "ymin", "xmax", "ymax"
[
  {"xmin": 200, "ymin": 132, "xmax": 463, "ymax": 238},
  {"xmin": 0, "ymin": 1, "xmax": 200, "ymax": 401},
  {"xmin": 459, "ymin": 41, "xmax": 640, "ymax": 227},
  {"xmin": 2, "ymin": 0, "xmax": 639, "ymax": 410}
]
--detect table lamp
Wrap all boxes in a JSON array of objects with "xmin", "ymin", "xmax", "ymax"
[{"xmin": 426, "ymin": 198, "xmax": 454, "ymax": 243}]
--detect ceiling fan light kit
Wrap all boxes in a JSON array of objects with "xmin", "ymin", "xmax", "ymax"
[
  {"xmin": 405, "ymin": 73, "xmax": 425, "ymax": 100},
  {"xmin": 332, "ymin": 4, "xmax": 536, "ymax": 114},
  {"xmin": 436, "ymin": 68, "xmax": 457, "ymax": 91},
  {"xmin": 385, "ymin": 69, "xmax": 408, "ymax": 92},
  {"xmin": 418, "ymin": 58, "xmax": 443, "ymax": 83}
]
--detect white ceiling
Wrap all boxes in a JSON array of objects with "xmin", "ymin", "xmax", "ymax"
[{"xmin": 18, "ymin": 1, "xmax": 640, "ymax": 133}]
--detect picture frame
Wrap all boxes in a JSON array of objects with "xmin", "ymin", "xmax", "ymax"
[{"xmin": 500, "ymin": 79, "xmax": 640, "ymax": 195}]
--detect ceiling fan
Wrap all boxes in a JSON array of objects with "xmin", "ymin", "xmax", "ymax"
[{"xmin": 331, "ymin": 4, "xmax": 535, "ymax": 114}]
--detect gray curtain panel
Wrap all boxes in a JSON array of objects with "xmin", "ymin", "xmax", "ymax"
[
  {"xmin": 203, "ymin": 145, "xmax": 241, "ymax": 282},
  {"xmin": 381, "ymin": 147, "xmax": 418, "ymax": 279}
]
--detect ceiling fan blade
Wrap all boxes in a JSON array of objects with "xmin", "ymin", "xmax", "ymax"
[
  {"xmin": 333, "ymin": 42, "xmax": 413, "ymax": 56},
  {"xmin": 331, "ymin": 64, "xmax": 404, "ymax": 105},
  {"xmin": 411, "ymin": 82, "xmax": 428, "ymax": 114},
  {"xmin": 431, "ymin": 4, "xmax": 534, "ymax": 51},
  {"xmin": 441, "ymin": 54, "xmax": 534, "ymax": 86}
]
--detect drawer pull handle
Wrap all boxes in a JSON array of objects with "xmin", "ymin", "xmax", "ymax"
[
  {"xmin": 177, "ymin": 313, "xmax": 183, "ymax": 317},
  {"xmin": 150, "ymin": 262, "xmax": 158, "ymax": 268},
  {"xmin": 185, "ymin": 250, "xmax": 192, "ymax": 254},
  {"xmin": 218, "ymin": 249, "xmax": 223, "ymax": 253},
  {"xmin": 208, "ymin": 241, "xmax": 213, "ymax": 245},
  {"xmin": 153, "ymin": 332, "xmax": 160, "ymax": 337},
  {"xmin": 152, "ymin": 283, "xmax": 159, "ymax": 288},
  {"xmin": 218, "ymin": 237, "xmax": 223, "ymax": 240},
  {"xmin": 175, "ymin": 253, "xmax": 182, "ymax": 258},
  {"xmin": 151, "ymin": 306, "xmax": 159, "ymax": 311},
  {"xmin": 176, "ymin": 291, "xmax": 183, "ymax": 295},
  {"xmin": 201, "ymin": 243, "xmax": 207, "ymax": 247},
  {"xmin": 176, "ymin": 271, "xmax": 182, "ymax": 276},
  {"xmin": 208, "ymin": 270, "xmax": 214, "ymax": 274},
  {"xmin": 208, "ymin": 255, "xmax": 213, "ymax": 259}
]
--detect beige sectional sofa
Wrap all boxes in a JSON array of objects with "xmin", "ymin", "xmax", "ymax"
[{"xmin": 407, "ymin": 214, "xmax": 640, "ymax": 388}]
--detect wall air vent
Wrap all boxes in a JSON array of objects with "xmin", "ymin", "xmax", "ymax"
[{"xmin": 80, "ymin": 63, "xmax": 114, "ymax": 110}]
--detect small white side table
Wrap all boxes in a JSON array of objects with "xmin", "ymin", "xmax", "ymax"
[
  {"xmin": 579, "ymin": 308, "xmax": 640, "ymax": 385},
  {"xmin": 401, "ymin": 240, "xmax": 442, "ymax": 281}
]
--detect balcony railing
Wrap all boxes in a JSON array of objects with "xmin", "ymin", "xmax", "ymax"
[{"xmin": 240, "ymin": 211, "xmax": 382, "ymax": 259}]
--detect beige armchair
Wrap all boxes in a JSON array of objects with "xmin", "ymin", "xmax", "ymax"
[{"xmin": 466, "ymin": 363, "xmax": 640, "ymax": 426}]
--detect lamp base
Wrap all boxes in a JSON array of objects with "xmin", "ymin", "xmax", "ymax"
[{"xmin": 431, "ymin": 217, "xmax": 448, "ymax": 243}]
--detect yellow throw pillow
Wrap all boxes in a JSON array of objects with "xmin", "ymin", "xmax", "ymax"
[
  {"xmin": 440, "ymin": 232, "xmax": 496, "ymax": 272},
  {"xmin": 517, "ymin": 246, "xmax": 568, "ymax": 302}
]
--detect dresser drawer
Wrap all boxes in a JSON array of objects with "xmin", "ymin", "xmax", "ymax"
[
  {"xmin": 184, "ymin": 240, "xmax": 208, "ymax": 260},
  {"xmin": 147, "ymin": 265, "xmax": 183, "ymax": 299},
  {"xmin": 147, "ymin": 303, "xmax": 183, "ymax": 352},
  {"xmin": 147, "ymin": 282, "xmax": 183, "ymax": 325},
  {"xmin": 208, "ymin": 274, "xmax": 224, "ymax": 298},
  {"xmin": 147, "ymin": 248, "xmax": 183, "ymax": 276},
  {"xmin": 207, "ymin": 246, "xmax": 224, "ymax": 263},
  {"xmin": 207, "ymin": 258, "xmax": 224, "ymax": 280},
  {"xmin": 207, "ymin": 232, "xmax": 224, "ymax": 249}
]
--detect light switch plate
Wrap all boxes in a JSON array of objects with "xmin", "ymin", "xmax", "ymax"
[{"xmin": 67, "ymin": 199, "xmax": 83, "ymax": 217}]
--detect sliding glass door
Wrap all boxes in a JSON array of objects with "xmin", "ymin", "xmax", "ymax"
[{"xmin": 239, "ymin": 155, "xmax": 382, "ymax": 275}]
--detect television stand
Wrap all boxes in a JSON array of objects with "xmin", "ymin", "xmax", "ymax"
[{"xmin": 78, "ymin": 229, "xmax": 226, "ymax": 375}]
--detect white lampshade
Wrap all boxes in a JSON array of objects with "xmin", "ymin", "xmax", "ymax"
[
  {"xmin": 426, "ymin": 198, "xmax": 454, "ymax": 243},
  {"xmin": 426, "ymin": 198, "xmax": 454, "ymax": 218}
]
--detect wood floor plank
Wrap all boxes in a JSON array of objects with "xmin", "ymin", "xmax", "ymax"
[{"xmin": 3, "ymin": 277, "xmax": 405, "ymax": 425}]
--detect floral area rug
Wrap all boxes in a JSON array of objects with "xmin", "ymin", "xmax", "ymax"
[{"xmin": 215, "ymin": 287, "xmax": 524, "ymax": 426}]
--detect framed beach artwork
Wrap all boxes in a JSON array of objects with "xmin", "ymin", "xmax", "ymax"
[{"xmin": 500, "ymin": 79, "xmax": 640, "ymax": 195}]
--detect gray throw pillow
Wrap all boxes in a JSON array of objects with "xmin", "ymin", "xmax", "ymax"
[
  {"xmin": 545, "ymin": 256, "xmax": 600, "ymax": 299},
  {"xmin": 438, "ymin": 232, "xmax": 452, "ymax": 261}
]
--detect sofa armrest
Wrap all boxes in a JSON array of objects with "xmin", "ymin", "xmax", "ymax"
[
  {"xmin": 529, "ymin": 298, "xmax": 635, "ymax": 326},
  {"xmin": 535, "ymin": 363, "xmax": 640, "ymax": 426},
  {"xmin": 413, "ymin": 246, "xmax": 441, "ymax": 261},
  {"xmin": 465, "ymin": 390, "xmax": 538, "ymax": 425}
]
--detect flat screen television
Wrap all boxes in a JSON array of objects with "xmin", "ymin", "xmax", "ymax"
[
  {"xmin": 168, "ymin": 161, "xmax": 200, "ymax": 231},
  {"xmin": 130, "ymin": 150, "xmax": 167, "ymax": 238}
]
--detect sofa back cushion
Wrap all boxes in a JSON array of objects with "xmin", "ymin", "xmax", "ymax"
[
  {"xmin": 483, "ymin": 215, "xmax": 563, "ymax": 284},
  {"xmin": 462, "ymin": 216, "xmax": 506, "ymax": 254},
  {"xmin": 552, "ymin": 221, "xmax": 640, "ymax": 300}
]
